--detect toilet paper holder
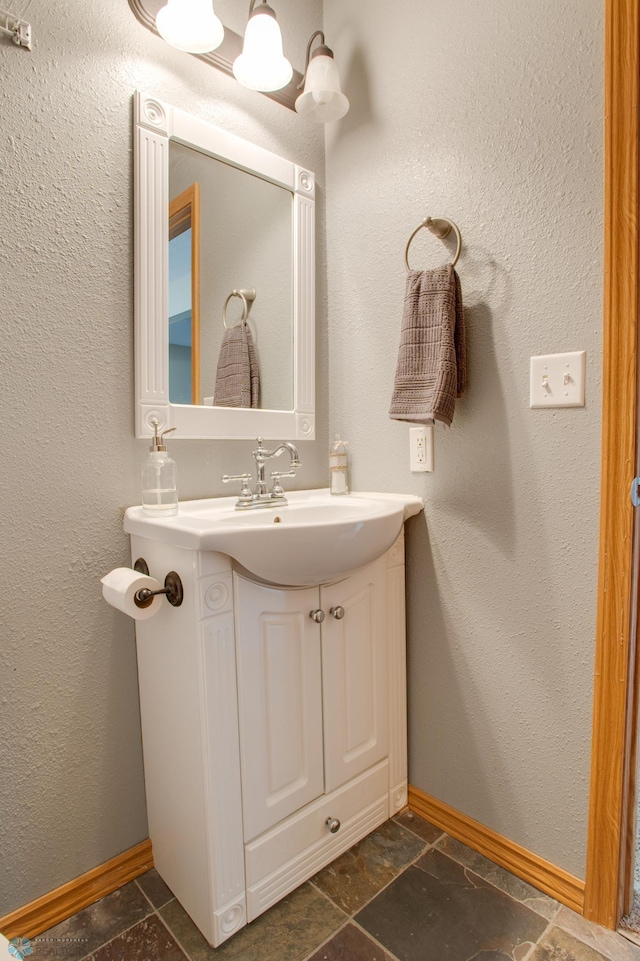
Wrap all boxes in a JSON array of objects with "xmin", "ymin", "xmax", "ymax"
[{"xmin": 133, "ymin": 558, "xmax": 184, "ymax": 608}]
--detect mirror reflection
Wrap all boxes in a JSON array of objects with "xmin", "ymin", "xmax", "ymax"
[
  {"xmin": 168, "ymin": 140, "xmax": 294, "ymax": 411},
  {"xmin": 168, "ymin": 183, "xmax": 199, "ymax": 404}
]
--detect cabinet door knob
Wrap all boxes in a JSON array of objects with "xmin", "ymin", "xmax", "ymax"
[
  {"xmin": 329, "ymin": 606, "xmax": 345, "ymax": 620},
  {"xmin": 325, "ymin": 816, "xmax": 341, "ymax": 834},
  {"xmin": 309, "ymin": 609, "xmax": 325, "ymax": 623}
]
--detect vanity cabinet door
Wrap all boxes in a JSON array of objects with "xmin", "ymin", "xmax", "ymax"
[
  {"xmin": 321, "ymin": 557, "xmax": 389, "ymax": 794},
  {"xmin": 234, "ymin": 576, "xmax": 325, "ymax": 841}
]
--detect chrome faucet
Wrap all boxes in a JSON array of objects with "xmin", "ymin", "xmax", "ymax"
[{"xmin": 222, "ymin": 437, "xmax": 301, "ymax": 510}]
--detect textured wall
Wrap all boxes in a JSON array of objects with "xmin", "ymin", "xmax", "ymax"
[
  {"xmin": 0, "ymin": 0, "xmax": 325, "ymax": 914},
  {"xmin": 323, "ymin": 0, "xmax": 603, "ymax": 878}
]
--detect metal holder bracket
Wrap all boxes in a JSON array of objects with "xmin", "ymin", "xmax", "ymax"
[
  {"xmin": 0, "ymin": 9, "xmax": 31, "ymax": 49},
  {"xmin": 222, "ymin": 288, "xmax": 256, "ymax": 329},
  {"xmin": 133, "ymin": 558, "xmax": 184, "ymax": 608},
  {"xmin": 404, "ymin": 216, "xmax": 462, "ymax": 271}
]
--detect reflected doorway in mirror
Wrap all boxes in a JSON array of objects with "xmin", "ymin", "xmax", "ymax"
[{"xmin": 168, "ymin": 182, "xmax": 200, "ymax": 405}]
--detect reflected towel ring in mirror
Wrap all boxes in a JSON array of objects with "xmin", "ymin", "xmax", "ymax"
[
  {"xmin": 223, "ymin": 287, "xmax": 257, "ymax": 329},
  {"xmin": 404, "ymin": 217, "xmax": 462, "ymax": 272}
]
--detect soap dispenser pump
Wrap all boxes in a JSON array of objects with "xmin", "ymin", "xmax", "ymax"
[
  {"xmin": 142, "ymin": 419, "xmax": 178, "ymax": 516},
  {"xmin": 329, "ymin": 433, "xmax": 349, "ymax": 495}
]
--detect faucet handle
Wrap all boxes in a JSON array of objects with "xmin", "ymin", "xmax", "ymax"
[
  {"xmin": 222, "ymin": 472, "xmax": 252, "ymax": 483},
  {"xmin": 270, "ymin": 469, "xmax": 297, "ymax": 497},
  {"xmin": 222, "ymin": 473, "xmax": 253, "ymax": 502}
]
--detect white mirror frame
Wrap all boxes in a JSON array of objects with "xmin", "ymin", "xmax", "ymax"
[{"xmin": 134, "ymin": 91, "xmax": 315, "ymax": 439}]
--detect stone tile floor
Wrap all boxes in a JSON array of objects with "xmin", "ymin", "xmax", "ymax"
[{"xmin": 23, "ymin": 812, "xmax": 640, "ymax": 961}]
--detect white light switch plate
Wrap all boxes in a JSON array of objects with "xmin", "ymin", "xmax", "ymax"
[{"xmin": 529, "ymin": 351, "xmax": 586, "ymax": 408}]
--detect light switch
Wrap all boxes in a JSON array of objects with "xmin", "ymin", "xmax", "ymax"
[{"xmin": 529, "ymin": 351, "xmax": 586, "ymax": 408}]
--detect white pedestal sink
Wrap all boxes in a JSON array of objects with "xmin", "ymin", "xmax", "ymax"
[
  {"xmin": 123, "ymin": 487, "xmax": 423, "ymax": 946},
  {"xmin": 124, "ymin": 488, "xmax": 423, "ymax": 586}
]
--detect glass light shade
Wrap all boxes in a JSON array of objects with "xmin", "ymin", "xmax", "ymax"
[
  {"xmin": 295, "ymin": 53, "xmax": 349, "ymax": 122},
  {"xmin": 156, "ymin": 0, "xmax": 224, "ymax": 54},
  {"xmin": 233, "ymin": 9, "xmax": 293, "ymax": 92}
]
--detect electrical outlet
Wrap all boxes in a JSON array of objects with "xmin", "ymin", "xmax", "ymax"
[{"xmin": 410, "ymin": 426, "xmax": 434, "ymax": 472}]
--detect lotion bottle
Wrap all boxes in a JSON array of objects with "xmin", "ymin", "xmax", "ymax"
[
  {"xmin": 329, "ymin": 434, "xmax": 349, "ymax": 495},
  {"xmin": 142, "ymin": 419, "xmax": 178, "ymax": 516}
]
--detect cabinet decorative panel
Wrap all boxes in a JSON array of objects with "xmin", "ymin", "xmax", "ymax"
[
  {"xmin": 245, "ymin": 762, "xmax": 389, "ymax": 919},
  {"xmin": 321, "ymin": 557, "xmax": 389, "ymax": 794},
  {"xmin": 387, "ymin": 555, "xmax": 409, "ymax": 813},
  {"xmin": 200, "ymin": 614, "xmax": 245, "ymax": 931},
  {"xmin": 234, "ymin": 577, "xmax": 324, "ymax": 841}
]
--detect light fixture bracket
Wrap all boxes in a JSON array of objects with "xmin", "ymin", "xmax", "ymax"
[
  {"xmin": 311, "ymin": 44, "xmax": 333, "ymax": 60},
  {"xmin": 128, "ymin": 0, "xmax": 302, "ymax": 110},
  {"xmin": 297, "ymin": 30, "xmax": 334, "ymax": 91},
  {"xmin": 248, "ymin": 0, "xmax": 276, "ymax": 19}
]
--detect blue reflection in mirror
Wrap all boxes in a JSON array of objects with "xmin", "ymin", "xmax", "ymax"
[{"xmin": 169, "ymin": 227, "xmax": 192, "ymax": 404}]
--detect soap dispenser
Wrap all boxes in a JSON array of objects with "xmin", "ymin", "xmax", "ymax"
[
  {"xmin": 142, "ymin": 419, "xmax": 178, "ymax": 516},
  {"xmin": 329, "ymin": 434, "xmax": 349, "ymax": 495}
]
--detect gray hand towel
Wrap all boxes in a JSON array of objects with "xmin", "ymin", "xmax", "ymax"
[
  {"xmin": 213, "ymin": 323, "xmax": 260, "ymax": 409},
  {"xmin": 389, "ymin": 264, "xmax": 465, "ymax": 426}
]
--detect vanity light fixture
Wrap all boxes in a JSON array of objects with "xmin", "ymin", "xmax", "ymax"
[
  {"xmin": 156, "ymin": 0, "xmax": 224, "ymax": 54},
  {"xmin": 233, "ymin": 0, "xmax": 293, "ymax": 93},
  {"xmin": 295, "ymin": 30, "xmax": 349, "ymax": 123}
]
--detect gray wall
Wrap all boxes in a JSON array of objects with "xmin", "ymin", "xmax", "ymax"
[
  {"xmin": 0, "ymin": 0, "xmax": 326, "ymax": 914},
  {"xmin": 323, "ymin": 0, "xmax": 603, "ymax": 879}
]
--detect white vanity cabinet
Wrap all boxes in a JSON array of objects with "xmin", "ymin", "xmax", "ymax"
[
  {"xmin": 130, "ymin": 531, "xmax": 409, "ymax": 948},
  {"xmin": 236, "ymin": 557, "xmax": 388, "ymax": 840}
]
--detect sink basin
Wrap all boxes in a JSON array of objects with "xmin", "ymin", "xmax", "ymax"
[{"xmin": 124, "ymin": 489, "xmax": 424, "ymax": 586}]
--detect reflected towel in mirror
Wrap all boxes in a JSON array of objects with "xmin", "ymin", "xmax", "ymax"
[{"xmin": 213, "ymin": 323, "xmax": 260, "ymax": 408}]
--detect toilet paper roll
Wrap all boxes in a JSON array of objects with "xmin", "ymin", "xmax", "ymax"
[{"xmin": 101, "ymin": 567, "xmax": 163, "ymax": 620}]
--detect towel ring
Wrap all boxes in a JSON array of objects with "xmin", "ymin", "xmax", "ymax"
[
  {"xmin": 404, "ymin": 217, "xmax": 462, "ymax": 272},
  {"xmin": 222, "ymin": 288, "xmax": 256, "ymax": 329}
]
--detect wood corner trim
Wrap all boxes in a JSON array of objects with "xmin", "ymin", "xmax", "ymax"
[
  {"xmin": 584, "ymin": 0, "xmax": 640, "ymax": 929},
  {"xmin": 408, "ymin": 785, "xmax": 585, "ymax": 914},
  {"xmin": 0, "ymin": 840, "xmax": 153, "ymax": 941}
]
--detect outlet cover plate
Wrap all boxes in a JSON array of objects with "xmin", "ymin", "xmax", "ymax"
[
  {"xmin": 530, "ymin": 351, "xmax": 586, "ymax": 408},
  {"xmin": 410, "ymin": 426, "xmax": 434, "ymax": 472}
]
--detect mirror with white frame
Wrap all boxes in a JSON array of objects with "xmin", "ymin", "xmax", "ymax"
[{"xmin": 134, "ymin": 92, "xmax": 315, "ymax": 439}]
